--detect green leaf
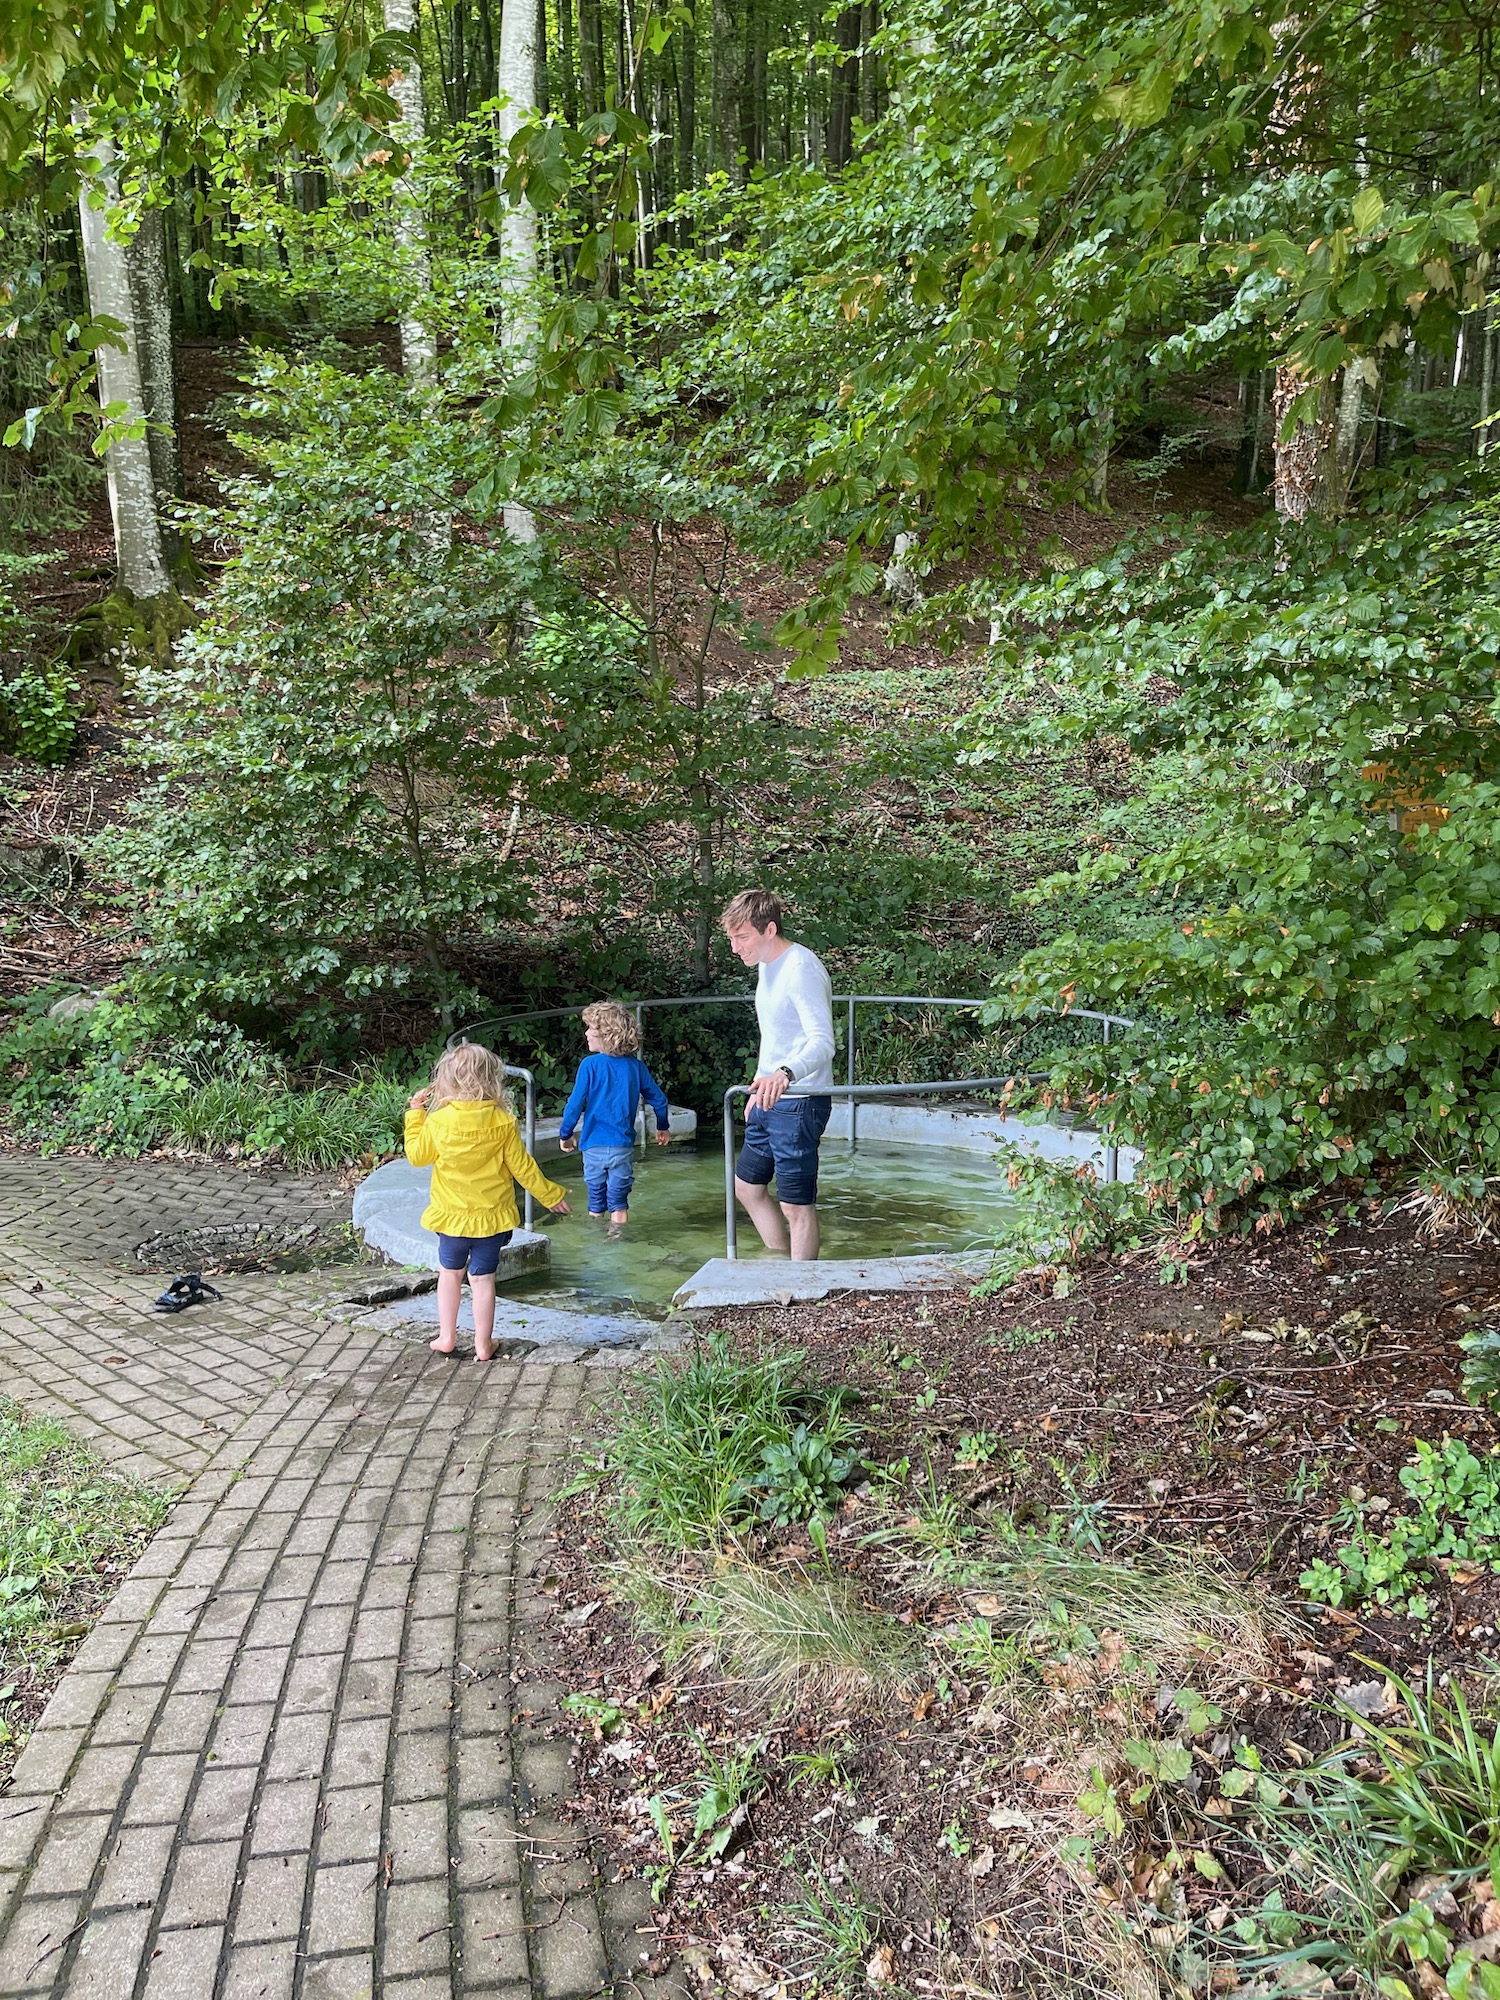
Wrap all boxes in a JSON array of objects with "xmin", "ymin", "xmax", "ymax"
[
  {"xmin": 1352, "ymin": 186, "xmax": 1387, "ymax": 233},
  {"xmin": 1099, "ymin": 70, "xmax": 1173, "ymax": 128}
]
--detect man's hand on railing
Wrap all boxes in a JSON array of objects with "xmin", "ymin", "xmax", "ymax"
[{"xmin": 747, "ymin": 1068, "xmax": 793, "ymax": 1112}]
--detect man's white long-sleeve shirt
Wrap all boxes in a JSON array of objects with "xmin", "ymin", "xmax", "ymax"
[{"xmin": 755, "ymin": 943, "xmax": 836, "ymax": 1091}]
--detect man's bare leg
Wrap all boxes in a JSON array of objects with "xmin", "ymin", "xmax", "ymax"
[
  {"xmin": 735, "ymin": 1177, "xmax": 791, "ymax": 1254},
  {"xmin": 782, "ymin": 1202, "xmax": 820, "ymax": 1262}
]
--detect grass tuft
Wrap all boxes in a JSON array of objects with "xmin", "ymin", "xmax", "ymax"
[
  {"xmin": 701, "ymin": 1563, "xmax": 919, "ymax": 1699},
  {"xmin": 0, "ymin": 1399, "xmax": 169, "ymax": 1775},
  {"xmin": 582, "ymin": 1333, "xmax": 861, "ymax": 1548}
]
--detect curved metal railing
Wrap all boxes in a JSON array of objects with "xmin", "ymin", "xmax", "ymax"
[{"xmin": 457, "ymin": 992, "xmax": 1138, "ymax": 1243}]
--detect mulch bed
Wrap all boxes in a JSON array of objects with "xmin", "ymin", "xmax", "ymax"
[{"xmin": 528, "ymin": 1202, "xmax": 1500, "ymax": 1994}]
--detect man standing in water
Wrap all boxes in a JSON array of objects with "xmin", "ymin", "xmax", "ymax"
[{"xmin": 722, "ymin": 888, "xmax": 836, "ymax": 1261}]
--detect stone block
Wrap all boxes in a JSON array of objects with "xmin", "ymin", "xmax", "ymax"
[
  {"xmin": 141, "ymin": 1922, "xmax": 225, "ymax": 1998},
  {"xmin": 305, "ymin": 1860, "xmax": 377, "ymax": 1956},
  {"xmin": 382, "ymin": 1877, "xmax": 455, "ymax": 1977},
  {"xmin": 120, "ymin": 1751, "xmax": 199, "ymax": 1827},
  {"xmin": 159, "ymin": 1838, "xmax": 241, "ymax": 1928}
]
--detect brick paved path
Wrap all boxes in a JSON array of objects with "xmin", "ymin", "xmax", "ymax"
[{"xmin": 0, "ymin": 1160, "xmax": 676, "ymax": 2000}]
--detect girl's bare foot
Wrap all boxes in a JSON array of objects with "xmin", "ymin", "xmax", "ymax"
[
  {"xmin": 474, "ymin": 1340, "xmax": 494, "ymax": 1362},
  {"xmin": 430, "ymin": 1334, "xmax": 457, "ymax": 1355}
]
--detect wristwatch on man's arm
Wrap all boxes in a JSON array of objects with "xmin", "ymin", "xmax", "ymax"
[{"xmin": 778, "ymin": 1066, "xmax": 796, "ymax": 1085}]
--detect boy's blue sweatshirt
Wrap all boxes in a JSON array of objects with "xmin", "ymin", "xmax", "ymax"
[{"xmin": 559, "ymin": 1053, "xmax": 671, "ymax": 1150}]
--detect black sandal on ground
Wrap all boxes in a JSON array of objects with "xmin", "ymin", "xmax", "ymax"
[{"xmin": 153, "ymin": 1273, "xmax": 224, "ymax": 1314}]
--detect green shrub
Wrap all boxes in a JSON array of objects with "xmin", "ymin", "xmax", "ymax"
[
  {"xmin": 0, "ymin": 989, "xmax": 416, "ymax": 1168},
  {"xmin": 1300, "ymin": 1436, "xmax": 1500, "ymax": 1618},
  {"xmin": 1460, "ymin": 1326, "xmax": 1500, "ymax": 1414},
  {"xmin": 980, "ymin": 475, "xmax": 1500, "ymax": 1227},
  {"xmin": 0, "ymin": 552, "xmax": 74, "ymax": 764},
  {"xmin": 981, "ymin": 1152, "xmax": 1167, "ymax": 1295}
]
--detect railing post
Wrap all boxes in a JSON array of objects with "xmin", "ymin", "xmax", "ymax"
[
  {"xmin": 724, "ymin": 1088, "xmax": 739, "ymax": 1260},
  {"xmin": 846, "ymin": 996, "xmax": 857, "ymax": 1147},
  {"xmin": 524, "ymin": 1072, "xmax": 536, "ymax": 1229},
  {"xmin": 1101, "ymin": 1018, "xmax": 1118, "ymax": 1186}
]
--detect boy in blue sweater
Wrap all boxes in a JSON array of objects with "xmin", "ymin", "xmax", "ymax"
[{"xmin": 557, "ymin": 1001, "xmax": 672, "ymax": 1231}]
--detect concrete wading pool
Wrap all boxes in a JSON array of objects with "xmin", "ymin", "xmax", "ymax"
[
  {"xmin": 351, "ymin": 1102, "xmax": 1138, "ymax": 1334},
  {"xmin": 514, "ymin": 1138, "xmax": 1017, "ymax": 1310}
]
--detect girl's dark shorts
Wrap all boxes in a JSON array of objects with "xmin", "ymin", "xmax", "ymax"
[{"xmin": 437, "ymin": 1231, "xmax": 513, "ymax": 1275}]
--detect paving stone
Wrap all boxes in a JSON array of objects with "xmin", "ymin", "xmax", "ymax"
[
  {"xmin": 119, "ymin": 1751, "xmax": 199, "ymax": 1826},
  {"xmin": 149, "ymin": 1688, "xmax": 222, "ymax": 1753},
  {"xmin": 235, "ymin": 1851, "xmax": 310, "ymax": 1941},
  {"xmin": 248, "ymin": 1777, "xmax": 321, "ymax": 1857},
  {"xmin": 140, "ymin": 1922, "xmax": 226, "ymax": 1998},
  {"xmin": 64, "ymin": 1904, "xmax": 154, "ymax": 1996},
  {"xmin": 300, "ymin": 1954, "xmax": 377, "ymax": 2000},
  {"xmin": 159, "ymin": 1837, "xmax": 242, "ymax": 1928},
  {"xmin": 221, "ymin": 1938, "xmax": 298, "ymax": 2000},
  {"xmin": 316, "ymin": 1784, "xmax": 384, "ymax": 1864},
  {"xmin": 95, "ymin": 1820, "xmax": 177, "ymax": 1908},
  {"xmin": 187, "ymin": 1762, "xmax": 260, "ymax": 1842},
  {"xmin": 384, "ymin": 1877, "xmax": 455, "ymax": 1977},
  {"xmin": 305, "ymin": 1861, "xmax": 378, "ymax": 1956}
]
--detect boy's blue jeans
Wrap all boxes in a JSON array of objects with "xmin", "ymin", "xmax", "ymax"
[{"xmin": 583, "ymin": 1144, "xmax": 635, "ymax": 1213}]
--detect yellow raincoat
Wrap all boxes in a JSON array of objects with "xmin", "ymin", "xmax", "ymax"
[{"xmin": 404, "ymin": 1100, "xmax": 567, "ymax": 1237}]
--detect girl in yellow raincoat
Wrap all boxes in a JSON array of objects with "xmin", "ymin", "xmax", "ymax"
[{"xmin": 405, "ymin": 1042, "xmax": 570, "ymax": 1360}]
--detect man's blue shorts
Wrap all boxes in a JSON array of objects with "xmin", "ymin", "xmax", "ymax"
[
  {"xmin": 437, "ymin": 1230, "xmax": 513, "ymax": 1275},
  {"xmin": 735, "ymin": 1095, "xmax": 832, "ymax": 1207}
]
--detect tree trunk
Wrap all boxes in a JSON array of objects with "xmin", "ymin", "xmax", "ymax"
[
  {"xmin": 859, "ymin": 0, "xmax": 878, "ymax": 124},
  {"xmin": 1235, "ymin": 367, "xmax": 1269, "ymax": 495},
  {"xmin": 579, "ymin": 0, "xmax": 604, "ymax": 118},
  {"xmin": 825, "ymin": 5, "xmax": 860, "ymax": 168},
  {"xmin": 1084, "ymin": 397, "xmax": 1111, "ymax": 510},
  {"xmin": 675, "ymin": 6, "xmax": 696, "ymax": 211},
  {"xmin": 74, "ymin": 120, "xmax": 170, "ymax": 600},
  {"xmin": 497, "ymin": 0, "xmax": 540, "ymax": 542},
  {"xmin": 712, "ymin": 0, "xmax": 738, "ymax": 174},
  {"xmin": 382, "ymin": 0, "xmax": 439, "ymax": 385},
  {"xmin": 1272, "ymin": 369, "xmax": 1335, "ymax": 522},
  {"xmin": 1481, "ymin": 298, "xmax": 1497, "ymax": 457},
  {"xmin": 126, "ymin": 204, "xmax": 183, "ymax": 559},
  {"xmin": 1334, "ymin": 361, "xmax": 1367, "ymax": 499}
]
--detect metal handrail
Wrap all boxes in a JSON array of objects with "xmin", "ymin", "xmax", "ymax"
[
  {"xmin": 722, "ymin": 1076, "xmax": 1068, "ymax": 1260},
  {"xmin": 458, "ymin": 993, "xmax": 1135, "ymax": 1151},
  {"xmin": 457, "ymin": 998, "xmax": 1138, "ymax": 1239},
  {"xmin": 502, "ymin": 1065, "xmax": 538, "ymax": 1230}
]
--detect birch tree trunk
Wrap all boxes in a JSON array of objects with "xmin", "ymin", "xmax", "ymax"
[
  {"xmin": 1272, "ymin": 370, "xmax": 1335, "ymax": 521},
  {"xmin": 126, "ymin": 205, "xmax": 183, "ymax": 561},
  {"xmin": 74, "ymin": 122, "xmax": 170, "ymax": 601},
  {"xmin": 382, "ymin": 0, "xmax": 439, "ymax": 385},
  {"xmin": 497, "ymin": 0, "xmax": 540, "ymax": 543}
]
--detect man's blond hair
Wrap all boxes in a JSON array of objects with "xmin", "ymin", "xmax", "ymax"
[
  {"xmin": 430, "ymin": 1041, "xmax": 514, "ymax": 1111},
  {"xmin": 720, "ymin": 887, "xmax": 786, "ymax": 935},
  {"xmin": 583, "ymin": 1000, "xmax": 643, "ymax": 1057}
]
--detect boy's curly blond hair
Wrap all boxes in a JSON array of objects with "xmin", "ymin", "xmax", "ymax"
[
  {"xmin": 429, "ymin": 1041, "xmax": 514, "ymax": 1112},
  {"xmin": 583, "ymin": 1000, "xmax": 642, "ymax": 1057}
]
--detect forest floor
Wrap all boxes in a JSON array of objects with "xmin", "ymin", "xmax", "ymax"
[{"xmin": 535, "ymin": 1198, "xmax": 1500, "ymax": 1996}]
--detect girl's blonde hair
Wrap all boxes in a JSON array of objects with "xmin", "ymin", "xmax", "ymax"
[
  {"xmin": 429, "ymin": 1041, "xmax": 514, "ymax": 1111},
  {"xmin": 583, "ymin": 1000, "xmax": 642, "ymax": 1057}
]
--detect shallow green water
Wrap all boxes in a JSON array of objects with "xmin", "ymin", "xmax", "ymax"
[{"xmin": 512, "ymin": 1138, "xmax": 1016, "ymax": 1311}]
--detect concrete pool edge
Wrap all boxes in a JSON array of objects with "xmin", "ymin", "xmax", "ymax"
[{"xmin": 672, "ymin": 1249, "xmax": 999, "ymax": 1311}]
